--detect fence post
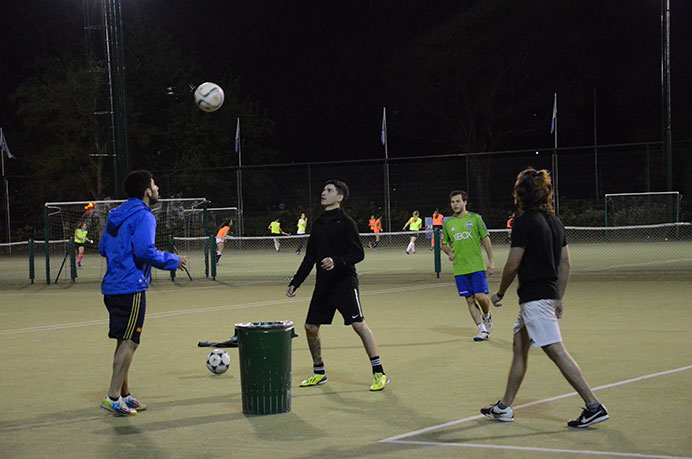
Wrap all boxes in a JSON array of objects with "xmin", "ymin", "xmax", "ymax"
[
  {"xmin": 44, "ymin": 206, "xmax": 50, "ymax": 284},
  {"xmin": 210, "ymin": 235, "xmax": 216, "ymax": 280},
  {"xmin": 29, "ymin": 238, "xmax": 35, "ymax": 284},
  {"xmin": 168, "ymin": 234, "xmax": 176, "ymax": 281},
  {"xmin": 69, "ymin": 239, "xmax": 77, "ymax": 281},
  {"xmin": 434, "ymin": 228, "xmax": 441, "ymax": 278}
]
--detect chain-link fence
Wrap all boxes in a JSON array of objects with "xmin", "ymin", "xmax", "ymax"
[
  {"xmin": 2, "ymin": 223, "xmax": 689, "ymax": 287},
  {"xmin": 149, "ymin": 140, "xmax": 691, "ymax": 236}
]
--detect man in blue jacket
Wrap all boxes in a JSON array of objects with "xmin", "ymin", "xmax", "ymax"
[{"xmin": 99, "ymin": 170, "xmax": 187, "ymax": 416}]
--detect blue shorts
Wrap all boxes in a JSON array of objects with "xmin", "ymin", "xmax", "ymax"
[{"xmin": 454, "ymin": 271, "xmax": 489, "ymax": 297}]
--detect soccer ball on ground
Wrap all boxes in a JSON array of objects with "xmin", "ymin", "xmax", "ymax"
[
  {"xmin": 194, "ymin": 82, "xmax": 225, "ymax": 112},
  {"xmin": 206, "ymin": 349, "xmax": 231, "ymax": 374}
]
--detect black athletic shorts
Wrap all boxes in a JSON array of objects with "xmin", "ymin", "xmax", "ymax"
[
  {"xmin": 104, "ymin": 292, "xmax": 146, "ymax": 344},
  {"xmin": 306, "ymin": 282, "xmax": 364, "ymax": 326}
]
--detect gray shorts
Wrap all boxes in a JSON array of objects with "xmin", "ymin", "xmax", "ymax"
[{"xmin": 513, "ymin": 299, "xmax": 563, "ymax": 347}]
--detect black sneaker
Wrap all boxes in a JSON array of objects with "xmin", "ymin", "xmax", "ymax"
[{"xmin": 567, "ymin": 404, "xmax": 609, "ymax": 428}]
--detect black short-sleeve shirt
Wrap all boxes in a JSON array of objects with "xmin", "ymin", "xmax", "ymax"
[{"xmin": 510, "ymin": 211, "xmax": 567, "ymax": 303}]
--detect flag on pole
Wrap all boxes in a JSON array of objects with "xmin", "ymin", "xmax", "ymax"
[
  {"xmin": 550, "ymin": 93, "xmax": 557, "ymax": 134},
  {"xmin": 234, "ymin": 118, "xmax": 240, "ymax": 153},
  {"xmin": 0, "ymin": 129, "xmax": 15, "ymax": 159},
  {"xmin": 381, "ymin": 107, "xmax": 387, "ymax": 145}
]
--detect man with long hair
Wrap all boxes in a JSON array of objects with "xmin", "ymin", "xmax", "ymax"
[{"xmin": 481, "ymin": 168, "xmax": 608, "ymax": 428}]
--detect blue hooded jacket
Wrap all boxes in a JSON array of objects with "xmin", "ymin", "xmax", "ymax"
[{"xmin": 99, "ymin": 198, "xmax": 180, "ymax": 295}]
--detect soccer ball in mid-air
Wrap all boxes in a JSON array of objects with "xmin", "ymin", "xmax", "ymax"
[
  {"xmin": 206, "ymin": 349, "xmax": 231, "ymax": 374},
  {"xmin": 194, "ymin": 82, "xmax": 224, "ymax": 112}
]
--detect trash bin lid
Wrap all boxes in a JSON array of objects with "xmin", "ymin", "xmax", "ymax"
[{"xmin": 235, "ymin": 321, "xmax": 294, "ymax": 331}]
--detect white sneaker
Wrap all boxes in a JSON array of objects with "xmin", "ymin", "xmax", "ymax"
[
  {"xmin": 481, "ymin": 401, "xmax": 514, "ymax": 422},
  {"xmin": 473, "ymin": 330, "xmax": 490, "ymax": 341},
  {"xmin": 483, "ymin": 314, "xmax": 492, "ymax": 334}
]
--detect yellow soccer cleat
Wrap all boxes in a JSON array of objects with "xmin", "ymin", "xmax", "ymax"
[
  {"xmin": 300, "ymin": 373, "xmax": 327, "ymax": 387},
  {"xmin": 369, "ymin": 372, "xmax": 390, "ymax": 391}
]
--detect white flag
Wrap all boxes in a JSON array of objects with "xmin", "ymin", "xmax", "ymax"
[
  {"xmin": 234, "ymin": 118, "xmax": 240, "ymax": 153},
  {"xmin": 0, "ymin": 129, "xmax": 15, "ymax": 159},
  {"xmin": 550, "ymin": 93, "xmax": 557, "ymax": 134}
]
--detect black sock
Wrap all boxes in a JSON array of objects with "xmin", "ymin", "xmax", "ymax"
[
  {"xmin": 586, "ymin": 402, "xmax": 600, "ymax": 411},
  {"xmin": 109, "ymin": 395, "xmax": 119, "ymax": 402},
  {"xmin": 313, "ymin": 363, "xmax": 325, "ymax": 375},
  {"xmin": 370, "ymin": 356, "xmax": 384, "ymax": 374},
  {"xmin": 497, "ymin": 401, "xmax": 508, "ymax": 409}
]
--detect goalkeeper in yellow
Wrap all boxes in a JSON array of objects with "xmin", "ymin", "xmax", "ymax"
[{"xmin": 441, "ymin": 190, "xmax": 497, "ymax": 341}]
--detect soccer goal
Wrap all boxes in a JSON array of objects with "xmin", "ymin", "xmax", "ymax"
[
  {"xmin": 605, "ymin": 191, "xmax": 682, "ymax": 227},
  {"xmin": 43, "ymin": 198, "xmax": 210, "ymax": 284}
]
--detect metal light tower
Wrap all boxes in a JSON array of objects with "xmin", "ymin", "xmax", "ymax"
[
  {"xmin": 105, "ymin": 0, "xmax": 129, "ymax": 198},
  {"xmin": 661, "ymin": 0, "xmax": 672, "ymax": 192}
]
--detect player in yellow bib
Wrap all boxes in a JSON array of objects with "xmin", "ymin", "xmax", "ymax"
[
  {"xmin": 441, "ymin": 190, "xmax": 496, "ymax": 341},
  {"xmin": 268, "ymin": 218, "xmax": 288, "ymax": 251},
  {"xmin": 74, "ymin": 222, "xmax": 93, "ymax": 267},
  {"xmin": 296, "ymin": 213, "xmax": 308, "ymax": 255},
  {"xmin": 402, "ymin": 210, "xmax": 423, "ymax": 254}
]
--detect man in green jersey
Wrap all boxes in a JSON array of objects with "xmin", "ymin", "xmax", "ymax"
[{"xmin": 441, "ymin": 190, "xmax": 496, "ymax": 341}]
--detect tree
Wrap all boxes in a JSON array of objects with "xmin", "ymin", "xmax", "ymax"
[{"xmin": 10, "ymin": 19, "xmax": 277, "ymax": 231}]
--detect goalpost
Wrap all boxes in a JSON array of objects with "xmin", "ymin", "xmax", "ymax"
[
  {"xmin": 43, "ymin": 198, "xmax": 209, "ymax": 284},
  {"xmin": 605, "ymin": 191, "xmax": 681, "ymax": 227}
]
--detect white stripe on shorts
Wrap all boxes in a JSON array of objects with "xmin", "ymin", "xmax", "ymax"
[
  {"xmin": 513, "ymin": 299, "xmax": 562, "ymax": 347},
  {"xmin": 353, "ymin": 289, "xmax": 363, "ymax": 318}
]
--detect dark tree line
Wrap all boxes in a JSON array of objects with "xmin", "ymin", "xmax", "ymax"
[{"xmin": 1, "ymin": 0, "xmax": 691, "ymax": 238}]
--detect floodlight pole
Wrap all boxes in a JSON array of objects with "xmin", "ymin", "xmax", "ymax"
[
  {"xmin": 661, "ymin": 0, "xmax": 673, "ymax": 193},
  {"xmin": 235, "ymin": 118, "xmax": 244, "ymax": 237},
  {"xmin": 1, "ymin": 143, "xmax": 9, "ymax": 244},
  {"xmin": 552, "ymin": 93, "xmax": 560, "ymax": 216},
  {"xmin": 105, "ymin": 0, "xmax": 129, "ymax": 198},
  {"xmin": 382, "ymin": 107, "xmax": 392, "ymax": 234}
]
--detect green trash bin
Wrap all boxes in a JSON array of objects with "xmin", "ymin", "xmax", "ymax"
[{"xmin": 235, "ymin": 321, "xmax": 294, "ymax": 415}]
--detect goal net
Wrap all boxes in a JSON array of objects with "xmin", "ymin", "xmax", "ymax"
[
  {"xmin": 43, "ymin": 198, "xmax": 209, "ymax": 284},
  {"xmin": 184, "ymin": 207, "xmax": 239, "ymax": 238},
  {"xmin": 605, "ymin": 192, "xmax": 681, "ymax": 226}
]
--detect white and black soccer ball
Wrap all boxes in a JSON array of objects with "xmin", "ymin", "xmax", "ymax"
[
  {"xmin": 194, "ymin": 82, "xmax": 225, "ymax": 112},
  {"xmin": 206, "ymin": 349, "xmax": 231, "ymax": 375}
]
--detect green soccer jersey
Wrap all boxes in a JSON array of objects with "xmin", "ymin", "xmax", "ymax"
[{"xmin": 442, "ymin": 212, "xmax": 489, "ymax": 275}]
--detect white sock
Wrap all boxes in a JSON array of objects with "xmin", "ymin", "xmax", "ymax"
[{"xmin": 478, "ymin": 323, "xmax": 487, "ymax": 332}]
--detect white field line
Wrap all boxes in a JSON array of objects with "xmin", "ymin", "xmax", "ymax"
[
  {"xmin": 380, "ymin": 364, "xmax": 692, "ymax": 458},
  {"xmin": 0, "ymin": 283, "xmax": 446, "ymax": 336},
  {"xmin": 574, "ymin": 258, "xmax": 692, "ymax": 272},
  {"xmin": 385, "ymin": 440, "xmax": 689, "ymax": 459}
]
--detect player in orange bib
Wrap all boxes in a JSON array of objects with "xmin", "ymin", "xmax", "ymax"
[
  {"xmin": 430, "ymin": 209, "xmax": 444, "ymax": 250},
  {"xmin": 368, "ymin": 215, "xmax": 382, "ymax": 249},
  {"xmin": 215, "ymin": 219, "xmax": 232, "ymax": 264}
]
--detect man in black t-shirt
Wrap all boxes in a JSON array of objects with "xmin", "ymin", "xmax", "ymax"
[
  {"xmin": 480, "ymin": 168, "xmax": 609, "ymax": 428},
  {"xmin": 286, "ymin": 180, "xmax": 389, "ymax": 391}
]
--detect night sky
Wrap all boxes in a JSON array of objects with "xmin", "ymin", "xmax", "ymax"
[{"xmin": 2, "ymin": 0, "xmax": 691, "ymax": 164}]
